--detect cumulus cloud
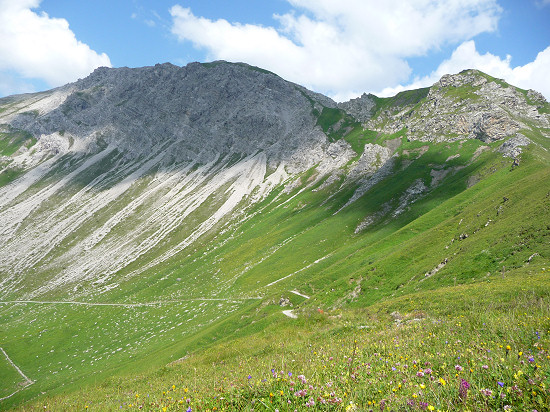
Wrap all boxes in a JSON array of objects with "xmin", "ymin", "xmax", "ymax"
[
  {"xmin": 379, "ymin": 41, "xmax": 550, "ymax": 100},
  {"xmin": 170, "ymin": 0, "xmax": 502, "ymax": 100},
  {"xmin": 0, "ymin": 0, "xmax": 111, "ymax": 93}
]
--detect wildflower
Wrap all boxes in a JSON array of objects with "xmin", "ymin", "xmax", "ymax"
[
  {"xmin": 455, "ymin": 364, "xmax": 463, "ymax": 371},
  {"xmin": 518, "ymin": 351, "xmax": 523, "ymax": 358},
  {"xmin": 345, "ymin": 401, "xmax": 357, "ymax": 411},
  {"xmin": 439, "ymin": 377, "xmax": 446, "ymax": 386},
  {"xmin": 420, "ymin": 384, "xmax": 426, "ymax": 389},
  {"xmin": 482, "ymin": 365, "xmax": 489, "ymax": 369},
  {"xmin": 428, "ymin": 406, "xmax": 435, "ymax": 411},
  {"xmin": 459, "ymin": 379, "xmax": 470, "ymax": 400},
  {"xmin": 480, "ymin": 388, "xmax": 493, "ymax": 397},
  {"xmin": 498, "ymin": 381, "xmax": 505, "ymax": 387},
  {"xmin": 416, "ymin": 371, "xmax": 424, "ymax": 377},
  {"xmin": 186, "ymin": 408, "xmax": 192, "ymax": 412},
  {"xmin": 528, "ymin": 356, "xmax": 535, "ymax": 363},
  {"xmin": 306, "ymin": 398, "xmax": 315, "ymax": 407}
]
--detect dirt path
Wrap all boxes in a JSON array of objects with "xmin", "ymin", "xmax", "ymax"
[
  {"xmin": 0, "ymin": 347, "xmax": 34, "ymax": 402},
  {"xmin": 0, "ymin": 297, "xmax": 262, "ymax": 307}
]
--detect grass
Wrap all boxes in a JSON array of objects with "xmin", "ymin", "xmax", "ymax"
[
  {"xmin": 0, "ymin": 127, "xmax": 36, "ymax": 157},
  {"xmin": 18, "ymin": 266, "xmax": 550, "ymax": 411},
  {"xmin": 371, "ymin": 87, "xmax": 430, "ymax": 116},
  {"xmin": 315, "ymin": 107, "xmax": 360, "ymax": 142}
]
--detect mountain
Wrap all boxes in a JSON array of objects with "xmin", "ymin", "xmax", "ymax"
[{"xmin": 0, "ymin": 62, "xmax": 549, "ymax": 410}]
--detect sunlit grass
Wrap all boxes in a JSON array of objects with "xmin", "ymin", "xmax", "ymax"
[{"xmin": 20, "ymin": 266, "xmax": 550, "ymax": 411}]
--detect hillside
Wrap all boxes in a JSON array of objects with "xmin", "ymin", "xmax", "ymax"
[{"xmin": 0, "ymin": 63, "xmax": 549, "ymax": 410}]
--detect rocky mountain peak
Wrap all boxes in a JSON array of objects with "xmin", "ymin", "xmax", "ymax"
[{"xmin": 4, "ymin": 61, "xmax": 348, "ymax": 171}]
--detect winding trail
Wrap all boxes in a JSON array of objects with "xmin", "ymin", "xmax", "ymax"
[
  {"xmin": 0, "ymin": 347, "xmax": 35, "ymax": 402},
  {"xmin": 0, "ymin": 297, "xmax": 262, "ymax": 307},
  {"xmin": 265, "ymin": 254, "xmax": 332, "ymax": 287}
]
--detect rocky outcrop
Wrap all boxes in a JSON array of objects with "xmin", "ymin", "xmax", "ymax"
[
  {"xmin": 367, "ymin": 70, "xmax": 549, "ymax": 144},
  {"xmin": 498, "ymin": 133, "xmax": 531, "ymax": 158},
  {"xmin": 338, "ymin": 93, "xmax": 377, "ymax": 122}
]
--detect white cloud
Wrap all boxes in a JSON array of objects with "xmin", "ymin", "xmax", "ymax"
[
  {"xmin": 170, "ymin": 0, "xmax": 501, "ymax": 100},
  {"xmin": 0, "ymin": 72, "xmax": 35, "ymax": 96},
  {"xmin": 0, "ymin": 0, "xmax": 111, "ymax": 93},
  {"xmin": 379, "ymin": 40, "xmax": 550, "ymax": 100}
]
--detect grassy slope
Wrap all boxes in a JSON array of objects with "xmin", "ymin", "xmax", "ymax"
[
  {"xmin": 22, "ymin": 266, "xmax": 549, "ymax": 411},
  {"xmin": 2, "ymin": 134, "xmax": 548, "ymax": 411}
]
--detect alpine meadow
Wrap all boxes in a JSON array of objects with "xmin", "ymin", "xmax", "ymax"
[{"xmin": 0, "ymin": 62, "xmax": 549, "ymax": 411}]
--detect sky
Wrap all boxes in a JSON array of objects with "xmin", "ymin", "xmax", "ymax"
[{"xmin": 0, "ymin": 0, "xmax": 549, "ymax": 102}]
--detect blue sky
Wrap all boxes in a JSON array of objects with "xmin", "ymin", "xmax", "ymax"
[{"xmin": 0, "ymin": 0, "xmax": 549, "ymax": 101}]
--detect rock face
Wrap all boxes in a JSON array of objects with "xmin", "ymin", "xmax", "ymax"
[
  {"xmin": 338, "ymin": 93, "xmax": 377, "ymax": 122},
  {"xmin": 3, "ymin": 62, "xmax": 340, "ymax": 172}
]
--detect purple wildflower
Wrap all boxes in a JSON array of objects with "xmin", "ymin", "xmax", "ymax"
[{"xmin": 459, "ymin": 379, "xmax": 470, "ymax": 400}]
